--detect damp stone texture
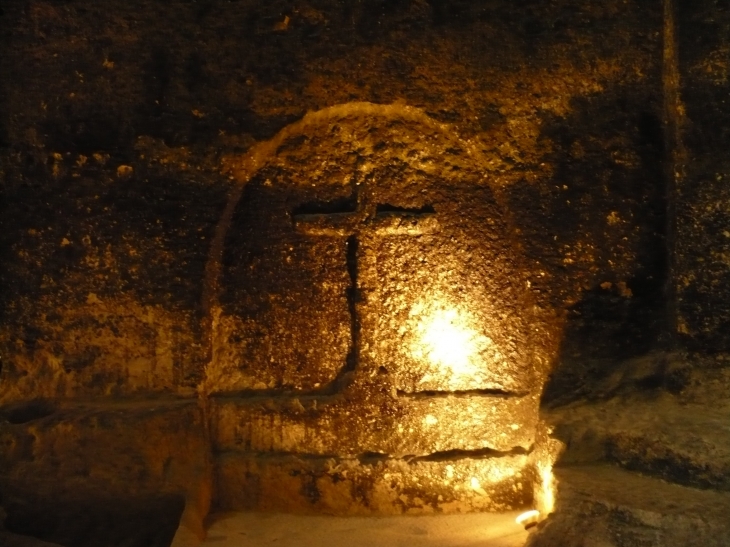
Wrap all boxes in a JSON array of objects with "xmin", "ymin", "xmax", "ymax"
[{"xmin": 205, "ymin": 102, "xmax": 557, "ymax": 513}]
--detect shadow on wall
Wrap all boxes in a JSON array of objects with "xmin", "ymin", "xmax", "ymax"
[
  {"xmin": 2, "ymin": 492, "xmax": 184, "ymax": 547},
  {"xmin": 508, "ymin": 90, "xmax": 671, "ymax": 406},
  {"xmin": 542, "ymin": 282, "xmax": 676, "ymax": 408}
]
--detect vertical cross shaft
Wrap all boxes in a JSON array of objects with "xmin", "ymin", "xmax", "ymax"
[{"xmin": 292, "ymin": 185, "xmax": 439, "ymax": 378}]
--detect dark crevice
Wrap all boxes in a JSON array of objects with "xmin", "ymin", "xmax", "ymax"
[
  {"xmin": 344, "ymin": 235, "xmax": 360, "ymax": 375},
  {"xmin": 315, "ymin": 234, "xmax": 362, "ymax": 394},
  {"xmin": 397, "ymin": 389, "xmax": 530, "ymax": 398},
  {"xmin": 410, "ymin": 445, "xmax": 532, "ymax": 462},
  {"xmin": 375, "ymin": 203, "xmax": 436, "ymax": 214},
  {"xmin": 220, "ymin": 445, "xmax": 533, "ymax": 463},
  {"xmin": 220, "ymin": 450, "xmax": 342, "ymax": 460},
  {"xmin": 358, "ymin": 451, "xmax": 390, "ymax": 463},
  {"xmin": 3, "ymin": 494, "xmax": 184, "ymax": 547},
  {"xmin": 292, "ymin": 194, "xmax": 357, "ymax": 216},
  {"xmin": 0, "ymin": 399, "xmax": 56, "ymax": 424}
]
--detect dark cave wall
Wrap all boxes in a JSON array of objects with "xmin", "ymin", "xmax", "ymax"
[
  {"xmin": 2, "ymin": 0, "xmax": 730, "ymax": 536},
  {"xmin": 674, "ymin": 0, "xmax": 730, "ymax": 355},
  {"xmin": 0, "ymin": 0, "xmax": 673, "ymax": 404}
]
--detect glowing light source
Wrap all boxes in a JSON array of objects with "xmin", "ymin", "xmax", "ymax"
[
  {"xmin": 512, "ymin": 464, "xmax": 555, "ymax": 529},
  {"xmin": 530, "ymin": 423, "xmax": 563, "ymax": 522},
  {"xmin": 537, "ymin": 462, "xmax": 556, "ymax": 515},
  {"xmin": 420, "ymin": 308, "xmax": 478, "ymax": 373},
  {"xmin": 409, "ymin": 301, "xmax": 498, "ymax": 386},
  {"xmin": 515, "ymin": 510, "xmax": 540, "ymax": 526}
]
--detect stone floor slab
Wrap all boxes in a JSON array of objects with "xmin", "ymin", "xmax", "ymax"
[
  {"xmin": 547, "ymin": 392, "xmax": 730, "ymax": 490},
  {"xmin": 526, "ymin": 464, "xmax": 730, "ymax": 547},
  {"xmin": 199, "ymin": 511, "xmax": 529, "ymax": 547}
]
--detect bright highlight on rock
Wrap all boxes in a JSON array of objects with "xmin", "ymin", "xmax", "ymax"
[
  {"xmin": 410, "ymin": 301, "xmax": 495, "ymax": 385},
  {"xmin": 515, "ymin": 509, "xmax": 540, "ymax": 526}
]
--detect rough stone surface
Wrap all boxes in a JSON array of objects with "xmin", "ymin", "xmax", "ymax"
[
  {"xmin": 0, "ymin": 399, "xmax": 211, "ymax": 546},
  {"xmin": 526, "ymin": 465, "xmax": 730, "ymax": 547},
  {"xmin": 0, "ymin": 295, "xmax": 202, "ymax": 406},
  {"xmin": 209, "ymin": 103, "xmax": 553, "ymax": 397},
  {"xmin": 216, "ymin": 452, "xmax": 532, "ymax": 515},
  {"xmin": 198, "ymin": 104, "xmax": 551, "ymax": 514},
  {"xmin": 544, "ymin": 369, "xmax": 730, "ymax": 492},
  {"xmin": 529, "ymin": 363, "xmax": 730, "ymax": 547},
  {"xmin": 0, "ymin": 0, "xmax": 726, "ymax": 541},
  {"xmin": 673, "ymin": 0, "xmax": 730, "ymax": 351},
  {"xmin": 0, "ymin": 399, "xmax": 209, "ymax": 496},
  {"xmin": 0, "ymin": 0, "xmax": 668, "ymax": 405},
  {"xmin": 212, "ymin": 393, "xmax": 538, "ymax": 456}
]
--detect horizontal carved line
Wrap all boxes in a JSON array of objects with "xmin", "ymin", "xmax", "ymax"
[
  {"xmin": 210, "ymin": 389, "xmax": 341, "ymax": 401},
  {"xmin": 409, "ymin": 446, "xmax": 532, "ymax": 462},
  {"xmin": 218, "ymin": 445, "xmax": 533, "ymax": 464},
  {"xmin": 396, "ymin": 389, "xmax": 530, "ymax": 399},
  {"xmin": 211, "ymin": 388, "xmax": 530, "ymax": 403}
]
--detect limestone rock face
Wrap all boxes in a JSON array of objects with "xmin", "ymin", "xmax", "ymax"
[
  {"xmin": 2, "ymin": 0, "xmax": 725, "ymax": 538},
  {"xmin": 528, "ymin": 370, "xmax": 730, "ymax": 547},
  {"xmin": 216, "ymin": 452, "xmax": 533, "ymax": 515},
  {"xmin": 201, "ymin": 103, "xmax": 555, "ymax": 513},
  {"xmin": 207, "ymin": 102, "xmax": 555, "ymax": 397},
  {"xmin": 673, "ymin": 1, "xmax": 730, "ymax": 351},
  {"xmin": 0, "ymin": 399, "xmax": 211, "ymax": 546},
  {"xmin": 526, "ymin": 465, "xmax": 730, "ymax": 547}
]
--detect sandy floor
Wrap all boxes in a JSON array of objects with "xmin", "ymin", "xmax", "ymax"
[{"xmin": 199, "ymin": 511, "xmax": 530, "ymax": 547}]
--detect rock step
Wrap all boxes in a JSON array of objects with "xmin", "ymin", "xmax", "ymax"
[
  {"xmin": 215, "ymin": 451, "xmax": 533, "ymax": 515},
  {"xmin": 0, "ymin": 530, "xmax": 65, "ymax": 547},
  {"xmin": 527, "ymin": 464, "xmax": 730, "ymax": 547},
  {"xmin": 547, "ymin": 393, "xmax": 730, "ymax": 491},
  {"xmin": 196, "ymin": 511, "xmax": 529, "ymax": 547},
  {"xmin": 211, "ymin": 392, "xmax": 540, "ymax": 456},
  {"xmin": 0, "ymin": 399, "xmax": 209, "ymax": 547}
]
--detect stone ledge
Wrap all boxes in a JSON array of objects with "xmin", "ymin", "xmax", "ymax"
[
  {"xmin": 526, "ymin": 464, "xmax": 730, "ymax": 547},
  {"xmin": 215, "ymin": 452, "xmax": 533, "ymax": 515},
  {"xmin": 211, "ymin": 393, "xmax": 539, "ymax": 456},
  {"xmin": 547, "ymin": 393, "xmax": 730, "ymax": 491},
  {"xmin": 0, "ymin": 398, "xmax": 208, "ymax": 496},
  {"xmin": 196, "ymin": 511, "xmax": 529, "ymax": 547}
]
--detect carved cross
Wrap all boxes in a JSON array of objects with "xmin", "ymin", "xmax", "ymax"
[{"xmin": 292, "ymin": 184, "xmax": 439, "ymax": 377}]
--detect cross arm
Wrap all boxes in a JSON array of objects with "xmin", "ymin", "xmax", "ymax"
[
  {"xmin": 292, "ymin": 212, "xmax": 362, "ymax": 237},
  {"xmin": 371, "ymin": 211, "xmax": 440, "ymax": 236}
]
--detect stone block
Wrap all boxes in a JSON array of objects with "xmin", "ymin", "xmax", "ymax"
[
  {"xmin": 526, "ymin": 465, "xmax": 730, "ymax": 547},
  {"xmin": 215, "ymin": 452, "xmax": 532, "ymax": 515},
  {"xmin": 211, "ymin": 393, "xmax": 539, "ymax": 457}
]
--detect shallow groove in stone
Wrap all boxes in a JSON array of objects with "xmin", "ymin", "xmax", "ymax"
[
  {"xmin": 410, "ymin": 446, "xmax": 532, "ymax": 462},
  {"xmin": 217, "ymin": 446, "xmax": 532, "ymax": 464},
  {"xmin": 210, "ymin": 390, "xmax": 344, "ymax": 401},
  {"xmin": 397, "ymin": 389, "xmax": 530, "ymax": 399}
]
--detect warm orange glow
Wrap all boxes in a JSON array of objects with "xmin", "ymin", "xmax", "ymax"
[
  {"xmin": 515, "ymin": 510, "xmax": 540, "ymax": 525},
  {"xmin": 514, "ymin": 465, "xmax": 555, "ymax": 528},
  {"xmin": 529, "ymin": 423, "xmax": 564, "ymax": 521},
  {"xmin": 418, "ymin": 307, "xmax": 481, "ymax": 373},
  {"xmin": 537, "ymin": 462, "xmax": 556, "ymax": 515},
  {"xmin": 409, "ymin": 300, "xmax": 502, "ymax": 388}
]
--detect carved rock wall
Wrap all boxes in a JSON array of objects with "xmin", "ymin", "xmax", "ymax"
[
  {"xmin": 2, "ymin": 0, "xmax": 716, "ymax": 537},
  {"xmin": 1, "ymin": 0, "xmax": 667, "ymax": 405}
]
